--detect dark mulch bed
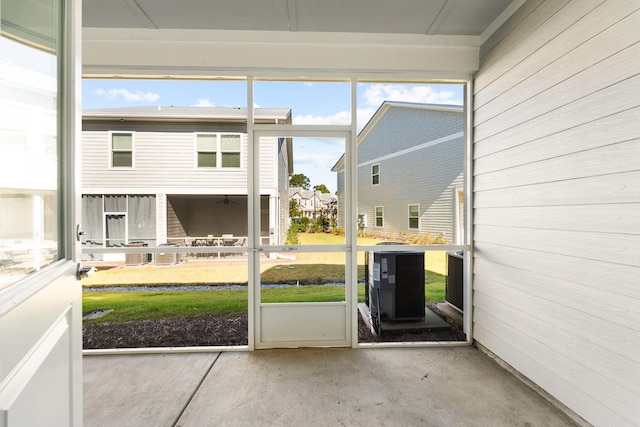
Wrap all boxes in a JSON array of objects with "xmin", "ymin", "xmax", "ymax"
[
  {"xmin": 83, "ymin": 304, "xmax": 465, "ymax": 349},
  {"xmin": 83, "ymin": 314, "xmax": 249, "ymax": 349}
]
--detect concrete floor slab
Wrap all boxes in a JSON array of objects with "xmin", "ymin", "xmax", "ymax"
[
  {"xmin": 173, "ymin": 347, "xmax": 577, "ymax": 426},
  {"xmin": 83, "ymin": 353, "xmax": 219, "ymax": 427}
]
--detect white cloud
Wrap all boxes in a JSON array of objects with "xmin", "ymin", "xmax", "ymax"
[
  {"xmin": 94, "ymin": 88, "xmax": 160, "ymax": 103},
  {"xmin": 293, "ymin": 110, "xmax": 351, "ymax": 126},
  {"xmin": 193, "ymin": 98, "xmax": 215, "ymax": 107},
  {"xmin": 295, "ymin": 151, "xmax": 341, "ymax": 170},
  {"xmin": 356, "ymin": 107, "xmax": 378, "ymax": 133},
  {"xmin": 362, "ymin": 84, "xmax": 461, "ymax": 107}
]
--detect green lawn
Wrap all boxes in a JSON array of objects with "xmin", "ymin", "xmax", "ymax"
[{"xmin": 83, "ymin": 232, "xmax": 448, "ymax": 322}]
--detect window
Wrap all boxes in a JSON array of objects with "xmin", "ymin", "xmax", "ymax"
[
  {"xmin": 197, "ymin": 134, "xmax": 217, "ymax": 168},
  {"xmin": 221, "ymin": 134, "xmax": 241, "ymax": 167},
  {"xmin": 375, "ymin": 206, "xmax": 384, "ymax": 227},
  {"xmin": 1, "ymin": 30, "xmax": 61, "ymax": 289},
  {"xmin": 372, "ymin": 164, "xmax": 380, "ymax": 185},
  {"xmin": 111, "ymin": 132, "xmax": 133, "ymax": 167},
  {"xmin": 197, "ymin": 133, "xmax": 242, "ymax": 168},
  {"xmin": 409, "ymin": 204, "xmax": 419, "ymax": 230}
]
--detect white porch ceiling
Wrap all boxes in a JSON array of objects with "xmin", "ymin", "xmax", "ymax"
[
  {"xmin": 83, "ymin": 0, "xmax": 515, "ymax": 37},
  {"xmin": 81, "ymin": 0, "xmax": 523, "ymax": 79}
]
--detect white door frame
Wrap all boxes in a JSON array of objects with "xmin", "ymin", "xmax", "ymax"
[
  {"xmin": 251, "ymin": 128, "xmax": 353, "ymax": 349},
  {"xmin": 0, "ymin": 0, "xmax": 82, "ymax": 424}
]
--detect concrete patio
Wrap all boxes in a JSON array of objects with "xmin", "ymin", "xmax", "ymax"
[{"xmin": 83, "ymin": 346, "xmax": 581, "ymax": 426}]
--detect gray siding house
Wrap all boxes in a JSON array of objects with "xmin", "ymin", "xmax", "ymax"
[
  {"xmin": 333, "ymin": 102, "xmax": 464, "ymax": 243},
  {"xmin": 81, "ymin": 106, "xmax": 292, "ymax": 259}
]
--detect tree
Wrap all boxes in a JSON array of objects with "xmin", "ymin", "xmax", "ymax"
[
  {"xmin": 289, "ymin": 173, "xmax": 310, "ymax": 190},
  {"xmin": 289, "ymin": 199, "xmax": 302, "ymax": 218},
  {"xmin": 313, "ymin": 184, "xmax": 330, "ymax": 193},
  {"xmin": 318, "ymin": 198, "xmax": 337, "ymax": 231}
]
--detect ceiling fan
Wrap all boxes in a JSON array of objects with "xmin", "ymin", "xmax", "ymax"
[{"xmin": 217, "ymin": 195, "xmax": 239, "ymax": 205}]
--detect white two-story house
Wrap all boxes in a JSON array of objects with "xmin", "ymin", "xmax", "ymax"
[
  {"xmin": 288, "ymin": 187, "xmax": 337, "ymax": 220},
  {"xmin": 81, "ymin": 106, "xmax": 292, "ymax": 260}
]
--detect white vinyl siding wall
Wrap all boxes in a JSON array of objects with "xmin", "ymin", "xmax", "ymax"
[
  {"xmin": 83, "ymin": 131, "xmax": 277, "ymax": 192},
  {"xmin": 473, "ymin": 1, "xmax": 640, "ymax": 426}
]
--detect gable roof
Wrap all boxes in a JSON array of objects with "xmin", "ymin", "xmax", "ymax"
[
  {"xmin": 289, "ymin": 187, "xmax": 336, "ymax": 201},
  {"xmin": 331, "ymin": 101, "xmax": 463, "ymax": 172}
]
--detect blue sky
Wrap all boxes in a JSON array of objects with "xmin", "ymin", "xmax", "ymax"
[{"xmin": 83, "ymin": 80, "xmax": 463, "ymax": 192}]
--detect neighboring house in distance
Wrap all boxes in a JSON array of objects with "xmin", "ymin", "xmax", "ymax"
[
  {"xmin": 332, "ymin": 102, "xmax": 464, "ymax": 243},
  {"xmin": 81, "ymin": 106, "xmax": 292, "ymax": 260},
  {"xmin": 289, "ymin": 187, "xmax": 337, "ymax": 219}
]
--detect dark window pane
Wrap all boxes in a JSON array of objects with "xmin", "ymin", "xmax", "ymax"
[
  {"xmin": 221, "ymin": 152, "xmax": 240, "ymax": 168},
  {"xmin": 112, "ymin": 152, "xmax": 132, "ymax": 167},
  {"xmin": 198, "ymin": 152, "xmax": 216, "ymax": 168}
]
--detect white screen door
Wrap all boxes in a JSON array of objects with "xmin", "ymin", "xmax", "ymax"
[
  {"xmin": 253, "ymin": 130, "xmax": 352, "ymax": 348},
  {"xmin": 0, "ymin": 0, "xmax": 82, "ymax": 425}
]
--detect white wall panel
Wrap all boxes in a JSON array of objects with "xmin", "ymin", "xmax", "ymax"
[
  {"xmin": 474, "ymin": 171, "xmax": 640, "ymax": 208},
  {"xmin": 474, "ymin": 241, "xmax": 639, "ymax": 299},
  {"xmin": 476, "ymin": 4, "xmax": 640, "ymax": 123},
  {"xmin": 475, "ymin": 139, "xmax": 640, "ymax": 190},
  {"xmin": 473, "ymin": 1, "xmax": 640, "ymax": 425}
]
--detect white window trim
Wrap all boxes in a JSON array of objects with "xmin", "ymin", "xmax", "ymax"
[
  {"xmin": 375, "ymin": 205, "xmax": 384, "ymax": 228},
  {"xmin": 408, "ymin": 204, "xmax": 420, "ymax": 230},
  {"xmin": 195, "ymin": 132, "xmax": 244, "ymax": 169},
  {"xmin": 371, "ymin": 163, "xmax": 380, "ymax": 186},
  {"xmin": 109, "ymin": 131, "xmax": 135, "ymax": 169}
]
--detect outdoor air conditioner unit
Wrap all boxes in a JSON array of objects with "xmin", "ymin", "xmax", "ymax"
[
  {"xmin": 366, "ymin": 249, "xmax": 425, "ymax": 324},
  {"xmin": 446, "ymin": 251, "xmax": 464, "ymax": 312}
]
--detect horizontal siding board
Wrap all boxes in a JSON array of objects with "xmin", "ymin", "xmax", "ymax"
[
  {"xmin": 474, "ymin": 2, "xmax": 640, "ymax": 425},
  {"xmin": 82, "ymin": 132, "xmax": 278, "ymax": 191},
  {"xmin": 474, "ymin": 139, "xmax": 640, "ymax": 191},
  {"xmin": 472, "ymin": 309, "xmax": 639, "ymax": 427},
  {"xmin": 476, "ymin": 39, "xmax": 640, "ymax": 141},
  {"xmin": 473, "ymin": 285, "xmax": 640, "ymax": 399},
  {"xmin": 474, "ymin": 259, "xmax": 640, "ymax": 344},
  {"xmin": 476, "ymin": 1, "xmax": 639, "ymax": 115},
  {"xmin": 474, "ymin": 204, "xmax": 640, "ymax": 235},
  {"xmin": 474, "ymin": 224, "xmax": 640, "ymax": 267},
  {"xmin": 474, "ymin": 242, "xmax": 639, "ymax": 299},
  {"xmin": 479, "ymin": 0, "xmax": 546, "ymax": 59},
  {"xmin": 474, "ymin": 0, "xmax": 570, "ymax": 85},
  {"xmin": 474, "ymin": 106, "xmax": 640, "ymax": 175},
  {"xmin": 476, "ymin": 0, "xmax": 581, "ymax": 92},
  {"xmin": 474, "ymin": 171, "xmax": 640, "ymax": 208},
  {"xmin": 474, "ymin": 73, "xmax": 640, "ymax": 152}
]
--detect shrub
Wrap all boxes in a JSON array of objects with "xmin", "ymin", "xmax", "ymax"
[{"xmin": 285, "ymin": 227, "xmax": 299, "ymax": 244}]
